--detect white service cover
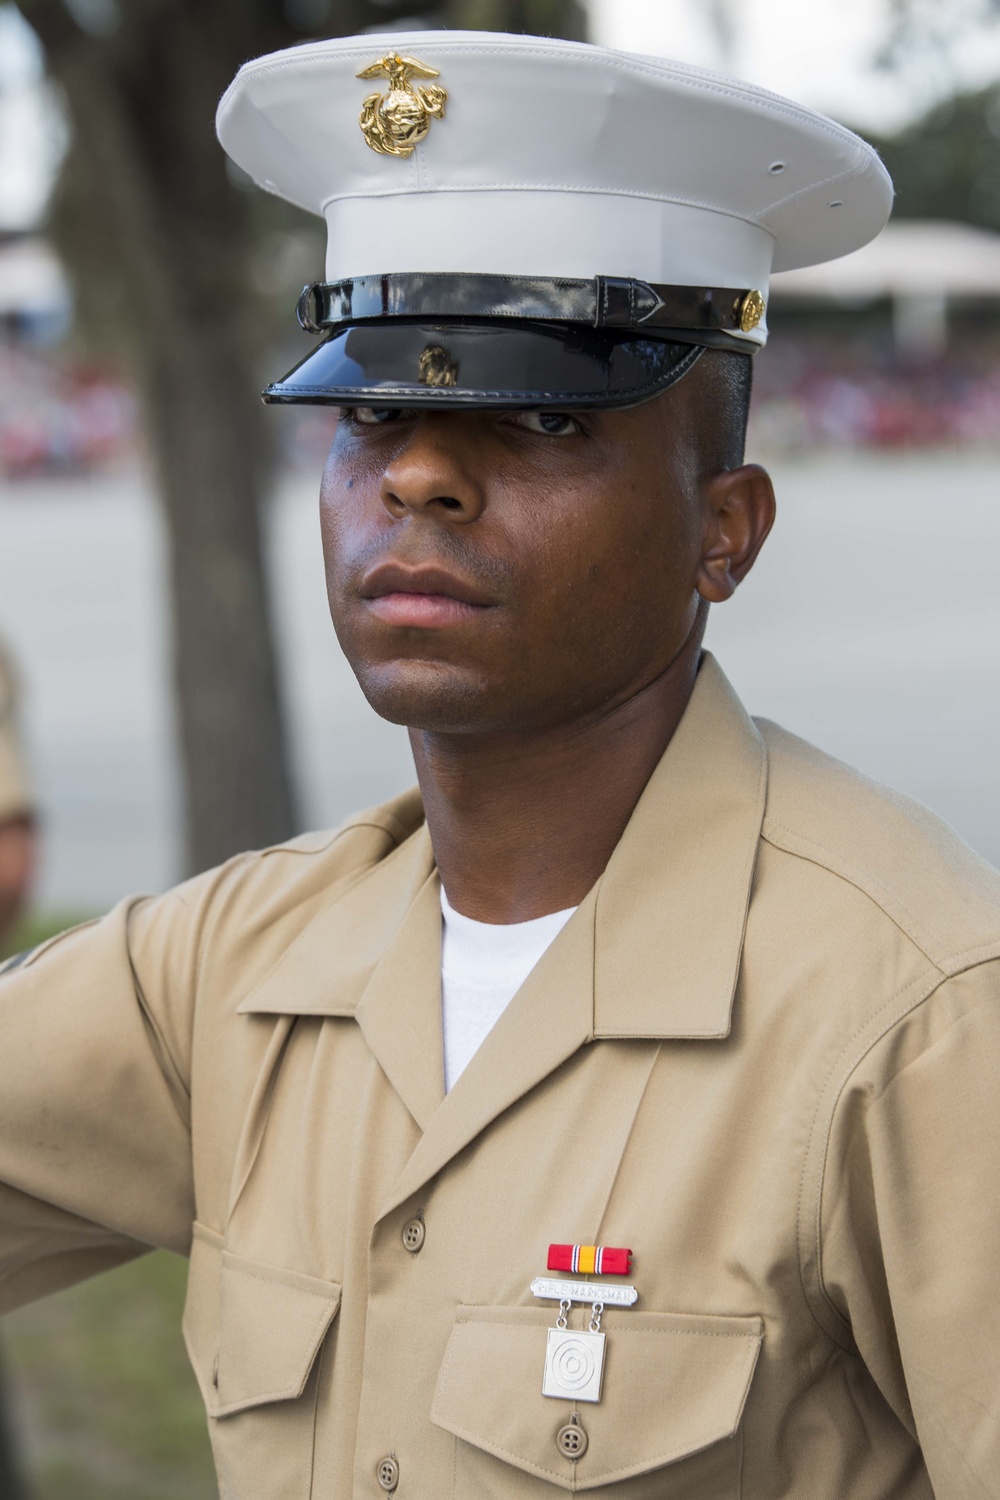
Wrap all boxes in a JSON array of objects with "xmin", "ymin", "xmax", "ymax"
[{"xmin": 217, "ymin": 32, "xmax": 894, "ymax": 347}]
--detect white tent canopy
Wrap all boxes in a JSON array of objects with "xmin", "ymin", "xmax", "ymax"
[
  {"xmin": 0, "ymin": 236, "xmax": 69, "ymax": 317},
  {"xmin": 770, "ymin": 220, "xmax": 1000, "ymax": 302}
]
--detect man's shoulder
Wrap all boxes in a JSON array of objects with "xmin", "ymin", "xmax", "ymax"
[
  {"xmin": 1, "ymin": 787, "xmax": 427, "ymax": 988},
  {"xmin": 756, "ymin": 719, "xmax": 1000, "ymax": 977},
  {"xmin": 192, "ymin": 783, "xmax": 425, "ymax": 913},
  {"xmin": 117, "ymin": 784, "xmax": 426, "ymax": 978},
  {"xmin": 256, "ymin": 786, "xmax": 425, "ymax": 874}
]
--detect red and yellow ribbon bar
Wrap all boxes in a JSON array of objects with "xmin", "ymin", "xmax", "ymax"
[{"xmin": 548, "ymin": 1244, "xmax": 632, "ymax": 1276}]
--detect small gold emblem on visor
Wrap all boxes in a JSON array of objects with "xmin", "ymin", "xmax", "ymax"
[
  {"xmin": 418, "ymin": 345, "xmax": 460, "ymax": 387},
  {"xmin": 357, "ymin": 53, "xmax": 448, "ymax": 158},
  {"xmin": 739, "ymin": 290, "xmax": 766, "ymax": 333}
]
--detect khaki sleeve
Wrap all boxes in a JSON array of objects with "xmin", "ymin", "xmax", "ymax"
[
  {"xmin": 819, "ymin": 960, "xmax": 1000, "ymax": 1500},
  {"xmin": 0, "ymin": 886, "xmax": 205, "ymax": 1313}
]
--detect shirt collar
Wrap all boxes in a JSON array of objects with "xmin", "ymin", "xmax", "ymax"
[
  {"xmin": 240, "ymin": 652, "xmax": 767, "ymax": 1048},
  {"xmin": 593, "ymin": 651, "xmax": 767, "ymax": 1039}
]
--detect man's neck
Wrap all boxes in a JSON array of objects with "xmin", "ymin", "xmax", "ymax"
[{"xmin": 408, "ymin": 639, "xmax": 704, "ymax": 924}]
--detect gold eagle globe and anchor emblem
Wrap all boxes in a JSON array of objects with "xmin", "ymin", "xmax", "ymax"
[
  {"xmin": 357, "ymin": 53, "xmax": 448, "ymax": 158},
  {"xmin": 418, "ymin": 344, "xmax": 460, "ymax": 387}
]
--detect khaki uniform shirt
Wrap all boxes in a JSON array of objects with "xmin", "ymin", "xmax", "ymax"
[
  {"xmin": 0, "ymin": 642, "xmax": 32, "ymax": 822},
  {"xmin": 1, "ymin": 655, "xmax": 998, "ymax": 1499}
]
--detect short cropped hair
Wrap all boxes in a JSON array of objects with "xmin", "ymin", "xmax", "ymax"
[{"xmin": 691, "ymin": 348, "xmax": 754, "ymax": 474}]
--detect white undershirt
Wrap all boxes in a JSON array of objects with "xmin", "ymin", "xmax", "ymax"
[{"xmin": 440, "ymin": 888, "xmax": 577, "ymax": 1091}]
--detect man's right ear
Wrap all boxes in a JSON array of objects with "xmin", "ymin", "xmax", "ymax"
[{"xmin": 696, "ymin": 465, "xmax": 776, "ymax": 605}]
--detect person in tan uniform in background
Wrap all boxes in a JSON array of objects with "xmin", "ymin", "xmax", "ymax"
[
  {"xmin": 1, "ymin": 33, "xmax": 998, "ymax": 1500},
  {"xmin": 0, "ymin": 640, "xmax": 36, "ymax": 945},
  {"xmin": 0, "ymin": 637, "xmax": 35, "ymax": 1499}
]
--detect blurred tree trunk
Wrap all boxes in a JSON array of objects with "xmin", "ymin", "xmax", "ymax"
[
  {"xmin": 14, "ymin": 0, "xmax": 585, "ymax": 877},
  {"xmin": 704, "ymin": 0, "xmax": 736, "ymax": 66}
]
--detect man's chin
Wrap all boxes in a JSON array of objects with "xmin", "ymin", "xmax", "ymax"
[{"xmin": 352, "ymin": 659, "xmax": 504, "ymax": 734}]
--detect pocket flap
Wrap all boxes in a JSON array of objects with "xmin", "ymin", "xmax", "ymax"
[
  {"xmin": 431, "ymin": 1306, "xmax": 762, "ymax": 1491},
  {"xmin": 213, "ymin": 1251, "xmax": 341, "ymax": 1417}
]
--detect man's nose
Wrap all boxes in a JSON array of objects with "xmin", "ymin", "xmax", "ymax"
[{"xmin": 380, "ymin": 418, "xmax": 485, "ymax": 523}]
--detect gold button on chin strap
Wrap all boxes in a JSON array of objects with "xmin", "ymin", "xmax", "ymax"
[{"xmin": 739, "ymin": 289, "xmax": 766, "ymax": 333}]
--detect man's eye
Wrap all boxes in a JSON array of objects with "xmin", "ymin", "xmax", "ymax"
[
  {"xmin": 346, "ymin": 407, "xmax": 406, "ymax": 426},
  {"xmin": 514, "ymin": 410, "xmax": 582, "ymax": 437}
]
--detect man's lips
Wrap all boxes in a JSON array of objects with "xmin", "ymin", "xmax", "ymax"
[
  {"xmin": 360, "ymin": 562, "xmax": 495, "ymax": 628},
  {"xmin": 367, "ymin": 593, "xmax": 485, "ymax": 627}
]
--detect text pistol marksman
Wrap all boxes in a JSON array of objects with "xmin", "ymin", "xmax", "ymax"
[{"xmin": 1, "ymin": 31, "xmax": 998, "ymax": 1500}]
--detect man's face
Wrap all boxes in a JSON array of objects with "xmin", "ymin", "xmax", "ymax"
[{"xmin": 320, "ymin": 376, "xmax": 721, "ymax": 736}]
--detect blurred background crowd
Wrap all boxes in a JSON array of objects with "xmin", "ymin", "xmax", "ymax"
[{"xmin": 1, "ymin": 0, "xmax": 999, "ymax": 1496}]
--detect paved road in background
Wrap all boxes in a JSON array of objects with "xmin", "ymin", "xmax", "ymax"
[{"xmin": 1, "ymin": 451, "xmax": 998, "ymax": 912}]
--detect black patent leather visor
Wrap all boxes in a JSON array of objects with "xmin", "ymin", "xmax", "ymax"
[{"xmin": 264, "ymin": 320, "xmax": 704, "ymax": 409}]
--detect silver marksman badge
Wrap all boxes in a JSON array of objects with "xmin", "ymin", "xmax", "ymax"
[{"xmin": 542, "ymin": 1326, "xmax": 606, "ymax": 1404}]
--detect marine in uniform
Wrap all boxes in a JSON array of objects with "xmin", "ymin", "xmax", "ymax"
[{"xmin": 1, "ymin": 32, "xmax": 998, "ymax": 1500}]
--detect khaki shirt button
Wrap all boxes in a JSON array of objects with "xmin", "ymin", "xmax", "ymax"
[
  {"xmin": 401, "ymin": 1217, "xmax": 425, "ymax": 1253},
  {"xmin": 556, "ymin": 1420, "xmax": 588, "ymax": 1460},
  {"xmin": 376, "ymin": 1454, "xmax": 400, "ymax": 1492}
]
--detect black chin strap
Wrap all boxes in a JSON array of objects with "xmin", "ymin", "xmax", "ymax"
[{"xmin": 295, "ymin": 273, "xmax": 765, "ymax": 341}]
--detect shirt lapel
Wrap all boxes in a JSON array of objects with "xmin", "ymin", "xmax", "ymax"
[
  {"xmin": 239, "ymin": 817, "xmax": 445, "ymax": 1130},
  {"xmin": 354, "ymin": 870, "xmax": 445, "ymax": 1129},
  {"xmin": 377, "ymin": 879, "xmax": 599, "ymax": 1217},
  {"xmin": 594, "ymin": 652, "xmax": 768, "ymax": 1040}
]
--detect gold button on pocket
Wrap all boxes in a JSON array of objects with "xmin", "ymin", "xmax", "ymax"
[
  {"xmin": 556, "ymin": 1419, "xmax": 588, "ymax": 1460},
  {"xmin": 376, "ymin": 1453, "xmax": 400, "ymax": 1491},
  {"xmin": 401, "ymin": 1217, "xmax": 425, "ymax": 1253}
]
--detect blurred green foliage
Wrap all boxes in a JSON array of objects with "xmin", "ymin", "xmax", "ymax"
[
  {"xmin": 869, "ymin": 85, "xmax": 1000, "ymax": 231},
  {"xmin": 0, "ymin": 912, "xmax": 84, "ymax": 964},
  {"xmin": 5, "ymin": 1253, "xmax": 215, "ymax": 1500}
]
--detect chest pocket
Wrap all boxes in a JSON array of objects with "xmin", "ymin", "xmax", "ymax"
[
  {"xmin": 183, "ymin": 1223, "xmax": 341, "ymax": 1500},
  {"xmin": 431, "ymin": 1305, "xmax": 762, "ymax": 1499}
]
